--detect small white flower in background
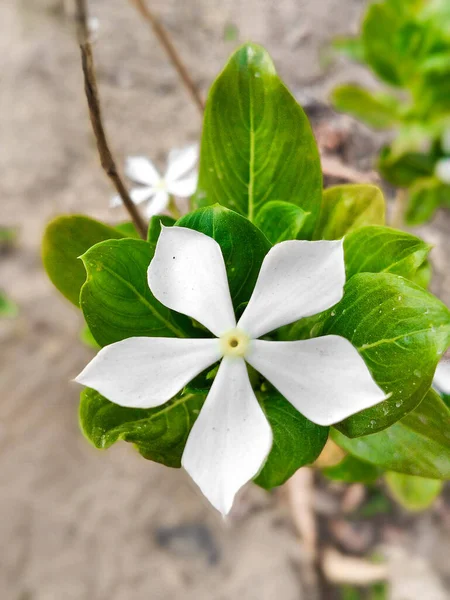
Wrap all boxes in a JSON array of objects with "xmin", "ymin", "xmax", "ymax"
[
  {"xmin": 76, "ymin": 227, "xmax": 387, "ymax": 515},
  {"xmin": 433, "ymin": 358, "xmax": 450, "ymax": 395},
  {"xmin": 111, "ymin": 145, "xmax": 198, "ymax": 218},
  {"xmin": 435, "ymin": 157, "xmax": 450, "ymax": 185}
]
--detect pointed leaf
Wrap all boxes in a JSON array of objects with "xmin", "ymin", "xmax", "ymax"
[
  {"xmin": 332, "ymin": 389, "xmax": 450, "ymax": 479},
  {"xmin": 42, "ymin": 215, "xmax": 125, "ymax": 306},
  {"xmin": 255, "ymin": 393, "xmax": 328, "ymax": 489},
  {"xmin": 384, "ymin": 472, "xmax": 443, "ymax": 511},
  {"xmin": 79, "ymin": 387, "xmax": 205, "ymax": 467},
  {"xmin": 344, "ymin": 226, "xmax": 431, "ymax": 281},
  {"xmin": 80, "ymin": 239, "xmax": 194, "ymax": 347},
  {"xmin": 331, "ymin": 85, "xmax": 400, "ymax": 129},
  {"xmin": 177, "ymin": 206, "xmax": 271, "ymax": 311},
  {"xmin": 314, "ymin": 184, "xmax": 385, "ymax": 241},
  {"xmin": 253, "ymin": 201, "xmax": 310, "ymax": 243},
  {"xmin": 147, "ymin": 214, "xmax": 176, "ymax": 244},
  {"xmin": 194, "ymin": 43, "xmax": 322, "ymax": 237},
  {"xmin": 322, "ymin": 273, "xmax": 450, "ymax": 436}
]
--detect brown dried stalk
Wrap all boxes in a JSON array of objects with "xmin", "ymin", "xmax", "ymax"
[
  {"xmin": 128, "ymin": 0, "xmax": 205, "ymax": 114},
  {"xmin": 74, "ymin": 0, "xmax": 147, "ymax": 239}
]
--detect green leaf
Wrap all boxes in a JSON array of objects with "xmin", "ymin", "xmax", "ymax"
[
  {"xmin": 405, "ymin": 177, "xmax": 446, "ymax": 225},
  {"xmin": 253, "ymin": 201, "xmax": 310, "ymax": 243},
  {"xmin": 80, "ymin": 239, "xmax": 194, "ymax": 347},
  {"xmin": 385, "ymin": 472, "xmax": 443, "ymax": 511},
  {"xmin": 331, "ymin": 85, "xmax": 400, "ymax": 129},
  {"xmin": 114, "ymin": 222, "xmax": 141, "ymax": 238},
  {"xmin": 42, "ymin": 215, "xmax": 125, "ymax": 306},
  {"xmin": 194, "ymin": 43, "xmax": 322, "ymax": 238},
  {"xmin": 147, "ymin": 215, "xmax": 176, "ymax": 244},
  {"xmin": 322, "ymin": 455, "xmax": 381, "ymax": 484},
  {"xmin": 378, "ymin": 146, "xmax": 436, "ymax": 187},
  {"xmin": 0, "ymin": 291, "xmax": 18, "ymax": 318},
  {"xmin": 80, "ymin": 324, "xmax": 100, "ymax": 349},
  {"xmin": 177, "ymin": 206, "xmax": 271, "ymax": 311},
  {"xmin": 332, "ymin": 389, "xmax": 450, "ymax": 479},
  {"xmin": 79, "ymin": 387, "xmax": 205, "ymax": 468},
  {"xmin": 314, "ymin": 184, "xmax": 385, "ymax": 240},
  {"xmin": 255, "ymin": 393, "xmax": 328, "ymax": 489},
  {"xmin": 344, "ymin": 226, "xmax": 431, "ymax": 281},
  {"xmin": 410, "ymin": 259, "xmax": 432, "ymax": 289},
  {"xmin": 322, "ymin": 273, "xmax": 450, "ymax": 436},
  {"xmin": 332, "ymin": 36, "xmax": 365, "ymax": 62}
]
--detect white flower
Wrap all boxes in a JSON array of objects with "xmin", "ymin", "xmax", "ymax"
[
  {"xmin": 433, "ymin": 358, "xmax": 450, "ymax": 395},
  {"xmin": 111, "ymin": 145, "xmax": 198, "ymax": 218},
  {"xmin": 76, "ymin": 227, "xmax": 387, "ymax": 515},
  {"xmin": 435, "ymin": 157, "xmax": 450, "ymax": 185}
]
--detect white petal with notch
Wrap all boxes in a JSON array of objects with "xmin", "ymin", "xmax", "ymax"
[
  {"xmin": 148, "ymin": 227, "xmax": 236, "ymax": 337},
  {"xmin": 125, "ymin": 156, "xmax": 161, "ymax": 186},
  {"xmin": 75, "ymin": 336, "xmax": 221, "ymax": 408},
  {"xmin": 246, "ymin": 336, "xmax": 387, "ymax": 426},
  {"xmin": 238, "ymin": 239, "xmax": 346, "ymax": 338},
  {"xmin": 182, "ymin": 356, "xmax": 273, "ymax": 515},
  {"xmin": 165, "ymin": 144, "xmax": 199, "ymax": 182}
]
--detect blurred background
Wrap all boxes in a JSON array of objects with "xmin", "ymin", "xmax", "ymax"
[{"xmin": 1, "ymin": 0, "xmax": 449, "ymax": 598}]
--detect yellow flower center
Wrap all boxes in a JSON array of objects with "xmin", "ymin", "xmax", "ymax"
[{"xmin": 220, "ymin": 329, "xmax": 250, "ymax": 358}]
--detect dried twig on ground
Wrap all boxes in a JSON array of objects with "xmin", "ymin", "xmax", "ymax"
[
  {"xmin": 74, "ymin": 0, "xmax": 147, "ymax": 238},
  {"xmin": 129, "ymin": 0, "xmax": 205, "ymax": 114},
  {"xmin": 322, "ymin": 547, "xmax": 388, "ymax": 585},
  {"xmin": 321, "ymin": 155, "xmax": 379, "ymax": 184}
]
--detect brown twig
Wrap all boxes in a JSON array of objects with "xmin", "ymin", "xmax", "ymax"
[
  {"xmin": 321, "ymin": 155, "xmax": 379, "ymax": 184},
  {"xmin": 74, "ymin": 0, "xmax": 147, "ymax": 239},
  {"xmin": 128, "ymin": 0, "xmax": 205, "ymax": 114}
]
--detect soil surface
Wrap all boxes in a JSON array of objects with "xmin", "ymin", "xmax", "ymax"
[{"xmin": 1, "ymin": 1, "xmax": 449, "ymax": 599}]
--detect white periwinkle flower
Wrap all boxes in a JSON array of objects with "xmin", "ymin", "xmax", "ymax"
[
  {"xmin": 111, "ymin": 145, "xmax": 198, "ymax": 217},
  {"xmin": 433, "ymin": 358, "xmax": 450, "ymax": 395},
  {"xmin": 76, "ymin": 227, "xmax": 387, "ymax": 515},
  {"xmin": 435, "ymin": 157, "xmax": 450, "ymax": 185}
]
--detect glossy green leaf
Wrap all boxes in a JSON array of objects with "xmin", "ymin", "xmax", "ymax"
[
  {"xmin": 322, "ymin": 455, "xmax": 382, "ymax": 484},
  {"xmin": 42, "ymin": 215, "xmax": 125, "ymax": 306},
  {"xmin": 385, "ymin": 472, "xmax": 443, "ymax": 511},
  {"xmin": 322, "ymin": 273, "xmax": 450, "ymax": 436},
  {"xmin": 314, "ymin": 184, "xmax": 385, "ymax": 240},
  {"xmin": 80, "ymin": 324, "xmax": 100, "ymax": 350},
  {"xmin": 79, "ymin": 387, "xmax": 205, "ymax": 468},
  {"xmin": 331, "ymin": 85, "xmax": 400, "ymax": 129},
  {"xmin": 0, "ymin": 291, "xmax": 18, "ymax": 318},
  {"xmin": 80, "ymin": 239, "xmax": 194, "ymax": 347},
  {"xmin": 378, "ymin": 146, "xmax": 436, "ymax": 187},
  {"xmin": 332, "ymin": 389, "xmax": 450, "ymax": 479},
  {"xmin": 194, "ymin": 43, "xmax": 322, "ymax": 238},
  {"xmin": 405, "ymin": 177, "xmax": 447, "ymax": 225},
  {"xmin": 255, "ymin": 393, "xmax": 328, "ymax": 489},
  {"xmin": 253, "ymin": 201, "xmax": 309, "ymax": 244},
  {"xmin": 147, "ymin": 215, "xmax": 176, "ymax": 244},
  {"xmin": 344, "ymin": 226, "xmax": 431, "ymax": 281},
  {"xmin": 114, "ymin": 222, "xmax": 141, "ymax": 238},
  {"xmin": 410, "ymin": 259, "xmax": 432, "ymax": 289},
  {"xmin": 177, "ymin": 206, "xmax": 271, "ymax": 311}
]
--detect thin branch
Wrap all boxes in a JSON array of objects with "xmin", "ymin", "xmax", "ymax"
[
  {"xmin": 74, "ymin": 0, "xmax": 147, "ymax": 239},
  {"xmin": 320, "ymin": 155, "xmax": 379, "ymax": 184},
  {"xmin": 129, "ymin": 0, "xmax": 205, "ymax": 114}
]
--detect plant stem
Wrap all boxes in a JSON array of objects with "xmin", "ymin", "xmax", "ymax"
[
  {"xmin": 74, "ymin": 0, "xmax": 147, "ymax": 239},
  {"xmin": 128, "ymin": 0, "xmax": 205, "ymax": 114}
]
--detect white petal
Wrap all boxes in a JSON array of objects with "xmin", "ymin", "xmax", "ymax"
[
  {"xmin": 125, "ymin": 156, "xmax": 161, "ymax": 186},
  {"xmin": 182, "ymin": 357, "xmax": 272, "ymax": 515},
  {"xmin": 238, "ymin": 240, "xmax": 346, "ymax": 339},
  {"xmin": 434, "ymin": 359, "xmax": 450, "ymax": 395},
  {"xmin": 167, "ymin": 172, "xmax": 198, "ymax": 197},
  {"xmin": 144, "ymin": 190, "xmax": 170, "ymax": 218},
  {"xmin": 165, "ymin": 144, "xmax": 199, "ymax": 183},
  {"xmin": 435, "ymin": 158, "xmax": 450, "ymax": 185},
  {"xmin": 75, "ymin": 337, "xmax": 221, "ymax": 408},
  {"xmin": 246, "ymin": 336, "xmax": 387, "ymax": 426},
  {"xmin": 110, "ymin": 186, "xmax": 155, "ymax": 208},
  {"xmin": 148, "ymin": 227, "xmax": 236, "ymax": 337}
]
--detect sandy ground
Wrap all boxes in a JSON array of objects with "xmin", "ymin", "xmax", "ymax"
[{"xmin": 1, "ymin": 1, "xmax": 449, "ymax": 598}]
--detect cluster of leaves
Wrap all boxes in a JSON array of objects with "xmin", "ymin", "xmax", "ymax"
[
  {"xmin": 42, "ymin": 44, "xmax": 450, "ymax": 505},
  {"xmin": 332, "ymin": 0, "xmax": 450, "ymax": 224}
]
